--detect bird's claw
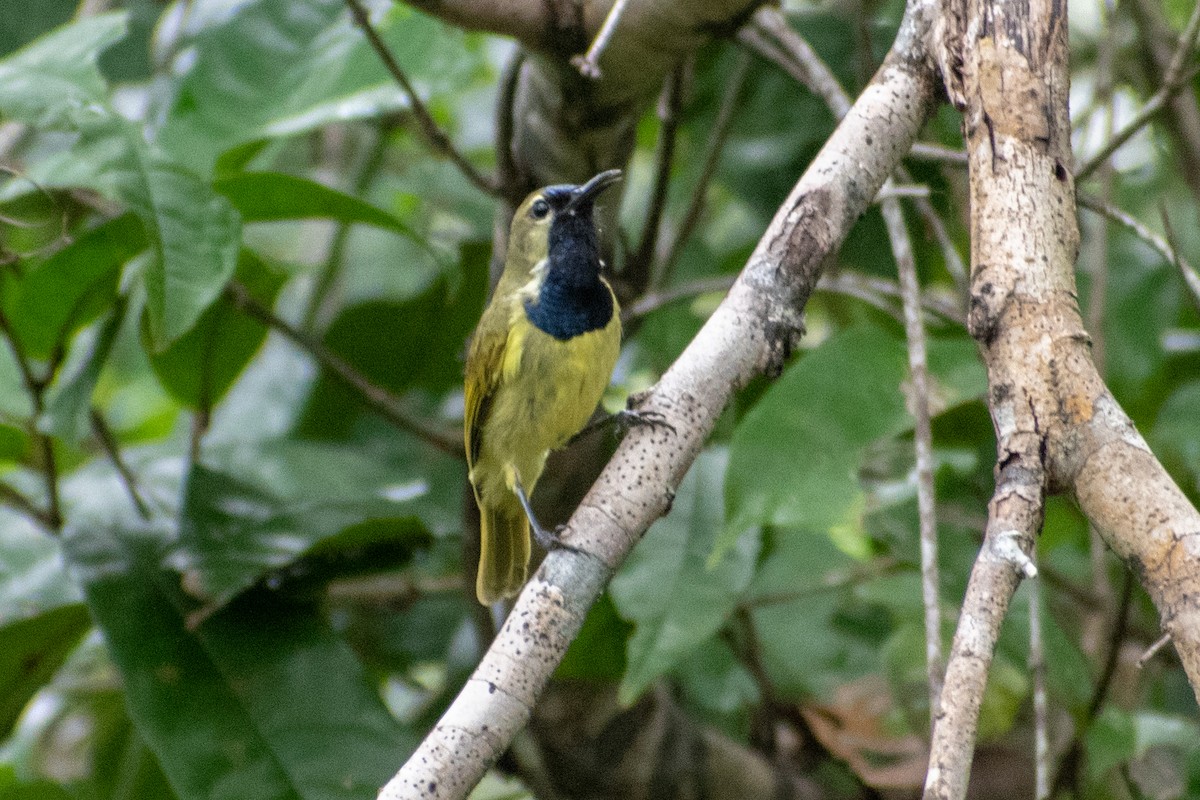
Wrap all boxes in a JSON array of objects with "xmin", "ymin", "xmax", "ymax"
[
  {"xmin": 532, "ymin": 522, "xmax": 582, "ymax": 554},
  {"xmin": 616, "ymin": 408, "xmax": 675, "ymax": 435}
]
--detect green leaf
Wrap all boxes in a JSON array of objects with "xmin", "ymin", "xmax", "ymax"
[
  {"xmin": 148, "ymin": 250, "xmax": 285, "ymax": 408},
  {"xmin": 1152, "ymin": 379, "xmax": 1200, "ymax": 486},
  {"xmin": 39, "ymin": 305, "xmax": 126, "ymax": 443},
  {"xmin": 257, "ymin": 7, "xmax": 484, "ymax": 142},
  {"xmin": 611, "ymin": 449, "xmax": 759, "ymax": 704},
  {"xmin": 744, "ymin": 527, "xmax": 867, "ymax": 697},
  {"xmin": 977, "ymin": 656, "xmax": 1028, "ymax": 741},
  {"xmin": 157, "ymin": 0, "xmax": 347, "ymax": 172},
  {"xmin": 298, "ymin": 242, "xmax": 488, "ymax": 437},
  {"xmin": 674, "ymin": 637, "xmax": 759, "ymax": 723},
  {"xmin": 0, "ymin": 603, "xmax": 91, "ymax": 735},
  {"xmin": 721, "ymin": 324, "xmax": 911, "ymax": 560},
  {"xmin": 0, "ymin": 423, "xmax": 29, "ymax": 463},
  {"xmin": 1087, "ymin": 706, "xmax": 1138, "ymax": 780},
  {"xmin": 63, "ymin": 514, "xmax": 416, "ymax": 800},
  {"xmin": 214, "ymin": 172, "xmax": 421, "ymax": 243},
  {"xmin": 2, "ymin": 213, "xmax": 144, "ymax": 359},
  {"xmin": 0, "ymin": 12, "xmax": 127, "ymax": 127},
  {"xmin": 556, "ymin": 593, "xmax": 630, "ymax": 683},
  {"xmin": 0, "ymin": 511, "xmax": 80, "ymax": 628},
  {"xmin": 167, "ymin": 444, "xmax": 434, "ymax": 608},
  {"xmin": 0, "ymin": 0, "xmax": 76, "ymax": 58},
  {"xmin": 128, "ymin": 160, "xmax": 242, "ymax": 349}
]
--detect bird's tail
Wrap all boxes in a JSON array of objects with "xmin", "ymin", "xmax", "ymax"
[{"xmin": 476, "ymin": 498, "xmax": 530, "ymax": 604}]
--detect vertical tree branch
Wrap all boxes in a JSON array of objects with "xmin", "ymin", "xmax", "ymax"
[
  {"xmin": 1029, "ymin": 571, "xmax": 1049, "ymax": 800},
  {"xmin": 882, "ymin": 193, "xmax": 943, "ymax": 720},
  {"xmin": 926, "ymin": 0, "xmax": 1075, "ymax": 794}
]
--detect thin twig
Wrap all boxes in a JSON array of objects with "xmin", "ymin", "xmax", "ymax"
[
  {"xmin": 1076, "ymin": 0, "xmax": 1200, "ymax": 181},
  {"xmin": 625, "ymin": 61, "xmax": 688, "ymax": 294},
  {"xmin": 742, "ymin": 557, "xmax": 905, "ymax": 609},
  {"xmin": 224, "ymin": 281, "xmax": 462, "ymax": 457},
  {"xmin": 90, "ymin": 407, "xmax": 151, "ymax": 520},
  {"xmin": 570, "ymin": 0, "xmax": 630, "ymax": 78},
  {"xmin": 875, "ymin": 183, "xmax": 931, "ymax": 201},
  {"xmin": 896, "ymin": 164, "xmax": 969, "ymax": 290},
  {"xmin": 0, "ymin": 480, "xmax": 56, "ymax": 529},
  {"xmin": 1029, "ymin": 570, "xmax": 1049, "ymax": 800},
  {"xmin": 741, "ymin": 6, "xmax": 851, "ymax": 118},
  {"xmin": 908, "ymin": 142, "xmax": 970, "ymax": 166},
  {"xmin": 1159, "ymin": 204, "xmax": 1200, "ymax": 310},
  {"xmin": 1130, "ymin": 0, "xmax": 1200, "ymax": 202},
  {"xmin": 655, "ymin": 53, "xmax": 750, "ymax": 289},
  {"xmin": 494, "ymin": 50, "xmax": 527, "ymax": 206},
  {"xmin": 344, "ymin": 0, "xmax": 498, "ymax": 197},
  {"xmin": 0, "ymin": 307, "xmax": 61, "ymax": 530},
  {"xmin": 623, "ymin": 277, "xmax": 734, "ymax": 321},
  {"xmin": 826, "ymin": 271, "xmax": 966, "ymax": 324},
  {"xmin": 624, "ymin": 270, "xmax": 966, "ymax": 326},
  {"xmin": 1137, "ymin": 632, "xmax": 1172, "ymax": 668},
  {"xmin": 1077, "ymin": 193, "xmax": 1200, "ymax": 306},
  {"xmin": 881, "ymin": 185, "xmax": 943, "ymax": 721}
]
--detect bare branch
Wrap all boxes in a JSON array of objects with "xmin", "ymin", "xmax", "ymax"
[
  {"xmin": 0, "ymin": 480, "xmax": 56, "ymax": 529},
  {"xmin": 1077, "ymin": 193, "xmax": 1200, "ymax": 308},
  {"xmin": 1159, "ymin": 204, "xmax": 1200, "ymax": 310},
  {"xmin": 1029, "ymin": 572, "xmax": 1049, "ymax": 800},
  {"xmin": 90, "ymin": 407, "xmax": 151, "ymax": 520},
  {"xmin": 882, "ymin": 188, "xmax": 943, "ymax": 721},
  {"xmin": 346, "ymin": 0, "xmax": 498, "ymax": 196},
  {"xmin": 908, "ymin": 142, "xmax": 969, "ymax": 166},
  {"xmin": 740, "ymin": 6, "xmax": 852, "ymax": 118},
  {"xmin": 570, "ymin": 0, "xmax": 630, "ymax": 78},
  {"xmin": 224, "ymin": 282, "xmax": 462, "ymax": 457},
  {"xmin": 624, "ymin": 270, "xmax": 965, "ymax": 326},
  {"xmin": 1129, "ymin": 0, "xmax": 1200, "ymax": 200},
  {"xmin": 1138, "ymin": 632, "xmax": 1173, "ymax": 668}
]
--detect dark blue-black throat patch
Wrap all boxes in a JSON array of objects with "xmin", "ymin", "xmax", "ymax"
[{"xmin": 523, "ymin": 206, "xmax": 613, "ymax": 341}]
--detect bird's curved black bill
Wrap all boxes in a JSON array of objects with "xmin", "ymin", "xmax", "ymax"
[{"xmin": 564, "ymin": 169, "xmax": 622, "ymax": 214}]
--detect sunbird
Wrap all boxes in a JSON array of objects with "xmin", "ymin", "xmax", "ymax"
[{"xmin": 464, "ymin": 169, "xmax": 623, "ymax": 604}]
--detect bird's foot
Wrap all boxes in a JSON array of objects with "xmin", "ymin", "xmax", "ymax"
[
  {"xmin": 613, "ymin": 407, "xmax": 675, "ymax": 436},
  {"xmin": 530, "ymin": 520, "xmax": 583, "ymax": 554},
  {"xmin": 515, "ymin": 478, "xmax": 583, "ymax": 555}
]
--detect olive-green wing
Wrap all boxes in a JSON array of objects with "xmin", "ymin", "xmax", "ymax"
[{"xmin": 463, "ymin": 304, "xmax": 510, "ymax": 473}]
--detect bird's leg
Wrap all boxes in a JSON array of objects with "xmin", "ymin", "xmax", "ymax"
[
  {"xmin": 566, "ymin": 405, "xmax": 675, "ymax": 446},
  {"xmin": 513, "ymin": 477, "xmax": 580, "ymax": 553}
]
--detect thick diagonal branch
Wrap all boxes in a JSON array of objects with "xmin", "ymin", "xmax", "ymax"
[{"xmin": 381, "ymin": 1, "xmax": 941, "ymax": 797}]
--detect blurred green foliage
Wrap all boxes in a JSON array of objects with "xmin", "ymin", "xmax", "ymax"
[{"xmin": 1, "ymin": 1, "xmax": 1199, "ymax": 799}]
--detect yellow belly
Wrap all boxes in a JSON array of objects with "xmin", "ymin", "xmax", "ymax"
[{"xmin": 472, "ymin": 310, "xmax": 621, "ymax": 506}]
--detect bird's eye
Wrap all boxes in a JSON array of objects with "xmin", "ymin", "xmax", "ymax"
[{"xmin": 530, "ymin": 198, "xmax": 550, "ymax": 220}]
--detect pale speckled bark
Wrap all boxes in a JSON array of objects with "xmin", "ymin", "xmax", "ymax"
[
  {"xmin": 925, "ymin": 0, "xmax": 1200, "ymax": 796},
  {"xmin": 380, "ymin": 0, "xmax": 941, "ymax": 796}
]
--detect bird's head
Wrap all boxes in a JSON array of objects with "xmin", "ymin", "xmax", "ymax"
[{"xmin": 502, "ymin": 169, "xmax": 622, "ymax": 290}]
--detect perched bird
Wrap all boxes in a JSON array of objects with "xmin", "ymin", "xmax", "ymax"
[{"xmin": 464, "ymin": 169, "xmax": 623, "ymax": 605}]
